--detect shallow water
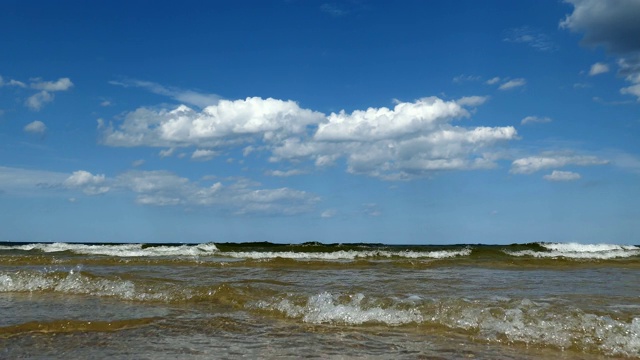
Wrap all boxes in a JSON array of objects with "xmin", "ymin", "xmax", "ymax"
[{"xmin": 0, "ymin": 242, "xmax": 638, "ymax": 359}]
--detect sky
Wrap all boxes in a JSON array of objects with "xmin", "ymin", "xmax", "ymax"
[{"xmin": 1, "ymin": 0, "xmax": 639, "ymax": 245}]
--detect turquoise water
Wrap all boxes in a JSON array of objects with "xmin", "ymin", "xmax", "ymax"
[{"xmin": 0, "ymin": 242, "xmax": 639, "ymax": 359}]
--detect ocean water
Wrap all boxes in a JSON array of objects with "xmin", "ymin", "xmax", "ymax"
[{"xmin": 0, "ymin": 241, "xmax": 639, "ymax": 359}]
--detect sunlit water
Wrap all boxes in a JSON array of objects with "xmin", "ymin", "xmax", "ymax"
[{"xmin": 1, "ymin": 242, "xmax": 639, "ymax": 359}]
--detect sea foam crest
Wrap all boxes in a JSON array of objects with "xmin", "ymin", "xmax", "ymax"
[
  {"xmin": 505, "ymin": 242, "xmax": 640, "ymax": 259},
  {"xmin": 256, "ymin": 292, "xmax": 423, "ymax": 325},
  {"xmin": 224, "ymin": 248, "xmax": 470, "ymax": 260},
  {"xmin": 430, "ymin": 298, "xmax": 640, "ymax": 357},
  {"xmin": 0, "ymin": 242, "xmax": 219, "ymax": 257},
  {"xmin": 0, "ymin": 269, "xmax": 186, "ymax": 301}
]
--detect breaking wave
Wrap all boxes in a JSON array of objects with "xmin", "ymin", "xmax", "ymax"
[
  {"xmin": 505, "ymin": 242, "xmax": 640, "ymax": 260},
  {"xmin": 254, "ymin": 292, "xmax": 640, "ymax": 357}
]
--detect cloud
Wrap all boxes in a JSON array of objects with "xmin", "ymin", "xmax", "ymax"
[
  {"xmin": 2, "ymin": 75, "xmax": 72, "ymax": 110},
  {"xmin": 132, "ymin": 159, "xmax": 145, "ymax": 167},
  {"xmin": 24, "ymin": 120, "xmax": 47, "ymax": 134},
  {"xmin": 115, "ymin": 170, "xmax": 319, "ymax": 214},
  {"xmin": 25, "ymin": 91, "xmax": 54, "ymax": 111},
  {"xmin": 104, "ymin": 96, "xmax": 518, "ymax": 181},
  {"xmin": 0, "ymin": 166, "xmax": 68, "ymax": 194},
  {"xmin": 561, "ymin": 1, "xmax": 640, "ymax": 100},
  {"xmin": 1, "ymin": 166, "xmax": 320, "ymax": 215},
  {"xmin": 503, "ymin": 26, "xmax": 555, "ymax": 52},
  {"xmin": 560, "ymin": 0, "xmax": 640, "ymax": 53},
  {"xmin": 314, "ymin": 97, "xmax": 473, "ymax": 141},
  {"xmin": 159, "ymin": 148, "xmax": 176, "ymax": 158},
  {"xmin": 543, "ymin": 170, "xmax": 581, "ymax": 181},
  {"xmin": 521, "ymin": 116, "xmax": 552, "ymax": 125},
  {"xmin": 617, "ymin": 57, "xmax": 640, "ymax": 101},
  {"xmin": 109, "ymin": 79, "xmax": 221, "ymax": 108},
  {"xmin": 320, "ymin": 3, "xmax": 348, "ymax": 17},
  {"xmin": 362, "ymin": 203, "xmax": 381, "ymax": 217},
  {"xmin": 486, "ymin": 77, "xmax": 501, "ymax": 85},
  {"xmin": 573, "ymin": 82, "xmax": 591, "ymax": 89},
  {"xmin": 191, "ymin": 149, "xmax": 218, "ymax": 161},
  {"xmin": 103, "ymin": 98, "xmax": 325, "ymax": 148},
  {"xmin": 63, "ymin": 170, "xmax": 110, "ymax": 195},
  {"xmin": 620, "ymin": 83, "xmax": 640, "ymax": 99},
  {"xmin": 320, "ymin": 209, "xmax": 337, "ymax": 218},
  {"xmin": 498, "ymin": 78, "xmax": 527, "ymax": 90},
  {"xmin": 266, "ymin": 169, "xmax": 307, "ymax": 177},
  {"xmin": 30, "ymin": 77, "xmax": 74, "ymax": 91},
  {"xmin": 0, "ymin": 75, "xmax": 26, "ymax": 88},
  {"xmin": 453, "ymin": 74, "xmax": 482, "ymax": 83},
  {"xmin": 510, "ymin": 154, "xmax": 609, "ymax": 174},
  {"xmin": 455, "ymin": 96, "xmax": 489, "ymax": 107},
  {"xmin": 589, "ymin": 62, "xmax": 610, "ymax": 76}
]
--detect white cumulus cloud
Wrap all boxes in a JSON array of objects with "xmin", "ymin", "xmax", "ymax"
[
  {"xmin": 63, "ymin": 170, "xmax": 110, "ymax": 195},
  {"xmin": 103, "ymin": 95, "xmax": 518, "ymax": 180},
  {"xmin": 103, "ymin": 98, "xmax": 324, "ymax": 148},
  {"xmin": 314, "ymin": 97, "xmax": 471, "ymax": 142}
]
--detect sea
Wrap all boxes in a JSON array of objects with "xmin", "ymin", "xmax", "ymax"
[{"xmin": 0, "ymin": 241, "xmax": 638, "ymax": 359}]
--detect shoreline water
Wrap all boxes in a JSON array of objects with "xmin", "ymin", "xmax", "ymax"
[{"xmin": 1, "ymin": 241, "xmax": 639, "ymax": 359}]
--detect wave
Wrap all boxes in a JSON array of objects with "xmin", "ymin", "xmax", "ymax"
[
  {"xmin": 505, "ymin": 242, "xmax": 640, "ymax": 260},
  {"xmin": 224, "ymin": 248, "xmax": 471, "ymax": 260},
  {"xmin": 253, "ymin": 292, "xmax": 640, "ymax": 357},
  {"xmin": 0, "ymin": 242, "xmax": 219, "ymax": 257},
  {"xmin": 254, "ymin": 291, "xmax": 423, "ymax": 326},
  {"xmin": 2, "ymin": 267, "xmax": 638, "ymax": 357},
  {"xmin": 1, "ymin": 241, "xmax": 639, "ymax": 262}
]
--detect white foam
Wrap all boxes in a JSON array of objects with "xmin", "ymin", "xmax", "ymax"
[
  {"xmin": 0, "ymin": 269, "xmax": 180, "ymax": 301},
  {"xmin": 224, "ymin": 248, "xmax": 471, "ymax": 260},
  {"xmin": 256, "ymin": 292, "xmax": 423, "ymax": 325},
  {"xmin": 0, "ymin": 242, "xmax": 219, "ymax": 257},
  {"xmin": 430, "ymin": 298, "xmax": 640, "ymax": 357},
  {"xmin": 505, "ymin": 242, "xmax": 640, "ymax": 259}
]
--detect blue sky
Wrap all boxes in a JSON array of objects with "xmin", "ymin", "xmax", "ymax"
[{"xmin": 1, "ymin": 0, "xmax": 639, "ymax": 244}]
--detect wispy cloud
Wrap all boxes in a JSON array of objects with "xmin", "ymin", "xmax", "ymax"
[
  {"xmin": 109, "ymin": 79, "xmax": 221, "ymax": 108},
  {"xmin": 498, "ymin": 78, "xmax": 527, "ymax": 90},
  {"xmin": 452, "ymin": 74, "xmax": 482, "ymax": 83},
  {"xmin": 0, "ymin": 75, "xmax": 26, "ymax": 88},
  {"xmin": 320, "ymin": 3, "xmax": 348, "ymax": 17},
  {"xmin": 510, "ymin": 153, "xmax": 608, "ymax": 174},
  {"xmin": 521, "ymin": 116, "xmax": 552, "ymax": 125},
  {"xmin": 486, "ymin": 77, "xmax": 501, "ymax": 85},
  {"xmin": 265, "ymin": 169, "xmax": 307, "ymax": 177},
  {"xmin": 589, "ymin": 62, "xmax": 610, "ymax": 76},
  {"xmin": 503, "ymin": 26, "xmax": 555, "ymax": 52},
  {"xmin": 543, "ymin": 170, "xmax": 581, "ymax": 181}
]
